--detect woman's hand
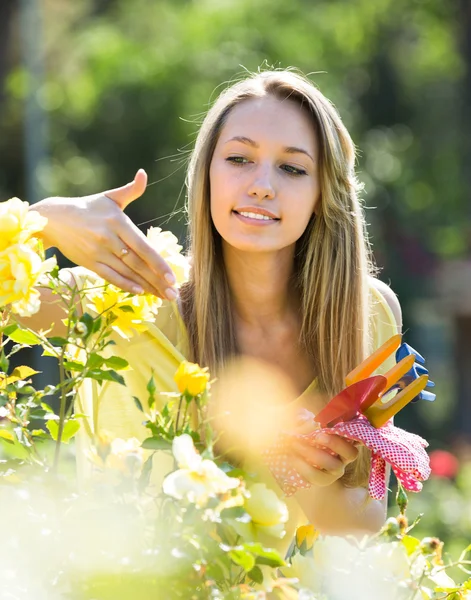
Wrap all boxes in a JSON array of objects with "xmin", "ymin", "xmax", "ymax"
[
  {"xmin": 30, "ymin": 169, "xmax": 178, "ymax": 300},
  {"xmin": 291, "ymin": 411, "xmax": 359, "ymax": 487},
  {"xmin": 290, "ymin": 432, "xmax": 359, "ymax": 487}
]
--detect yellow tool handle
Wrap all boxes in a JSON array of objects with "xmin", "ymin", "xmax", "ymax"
[
  {"xmin": 383, "ymin": 354, "xmax": 416, "ymax": 391},
  {"xmin": 345, "ymin": 334, "xmax": 402, "ymax": 386},
  {"xmin": 363, "ymin": 375, "xmax": 429, "ymax": 428}
]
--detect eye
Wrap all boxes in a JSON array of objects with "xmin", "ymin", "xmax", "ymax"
[
  {"xmin": 281, "ymin": 164, "xmax": 307, "ymax": 176},
  {"xmin": 226, "ymin": 156, "xmax": 250, "ymax": 165}
]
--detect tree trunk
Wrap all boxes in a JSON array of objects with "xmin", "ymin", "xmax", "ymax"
[{"xmin": 0, "ymin": 0, "xmax": 17, "ymax": 104}]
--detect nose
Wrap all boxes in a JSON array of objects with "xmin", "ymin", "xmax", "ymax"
[{"xmin": 248, "ymin": 165, "xmax": 275, "ymax": 200}]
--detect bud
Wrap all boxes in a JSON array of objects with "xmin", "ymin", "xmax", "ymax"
[
  {"xmin": 73, "ymin": 322, "xmax": 88, "ymax": 338},
  {"xmin": 95, "ymin": 430, "xmax": 114, "ymax": 462},
  {"xmin": 420, "ymin": 537, "xmax": 442, "ymax": 554},
  {"xmin": 396, "ymin": 514, "xmax": 408, "ymax": 534},
  {"xmin": 396, "ymin": 483, "xmax": 408, "ymax": 514},
  {"xmin": 381, "ymin": 517, "xmax": 400, "ymax": 537}
]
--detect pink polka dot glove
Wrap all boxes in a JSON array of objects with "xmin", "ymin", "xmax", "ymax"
[{"xmin": 262, "ymin": 413, "xmax": 430, "ymax": 500}]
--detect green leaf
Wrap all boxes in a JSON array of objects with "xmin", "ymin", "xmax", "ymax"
[
  {"xmin": 228, "ymin": 549, "xmax": 255, "ymax": 572},
  {"xmin": 220, "ymin": 506, "xmax": 247, "ymax": 519},
  {"xmin": 9, "ymin": 365, "xmax": 39, "ymax": 381},
  {"xmin": 42, "ymin": 347, "xmax": 60, "ymax": 357},
  {"xmin": 147, "ymin": 373, "xmax": 156, "ymax": 409},
  {"xmin": 48, "ymin": 336, "xmax": 68, "ymax": 347},
  {"xmin": 460, "ymin": 544, "xmax": 471, "ymax": 561},
  {"xmin": 46, "ymin": 419, "xmax": 80, "ymax": 443},
  {"xmin": 243, "ymin": 543, "xmax": 285, "ymax": 568},
  {"xmin": 63, "ymin": 361, "xmax": 86, "ymax": 372},
  {"xmin": 247, "ymin": 565, "xmax": 264, "ymax": 584},
  {"xmin": 147, "ymin": 374, "xmax": 156, "ymax": 395},
  {"xmin": 7, "ymin": 329, "xmax": 40, "ymax": 346},
  {"xmin": 402, "ymin": 535, "xmax": 421, "ymax": 556},
  {"xmin": 31, "ymin": 429, "xmax": 48, "ymax": 438},
  {"xmin": 87, "ymin": 369, "xmax": 125, "ymax": 386},
  {"xmin": 91, "ymin": 315, "xmax": 102, "ymax": 334},
  {"xmin": 141, "ymin": 437, "xmax": 172, "ymax": 450},
  {"xmin": 133, "ymin": 396, "xmax": 144, "ymax": 412},
  {"xmin": 205, "ymin": 560, "xmax": 226, "ymax": 583},
  {"xmin": 88, "ymin": 353, "xmax": 105, "ymax": 369},
  {"xmin": 1, "ymin": 323, "xmax": 18, "ymax": 336},
  {"xmin": 79, "ymin": 312, "xmax": 95, "ymax": 333},
  {"xmin": 117, "ymin": 305, "xmax": 135, "ymax": 313},
  {"xmin": 406, "ymin": 513, "xmax": 423, "ymax": 533},
  {"xmin": 0, "ymin": 350, "xmax": 9, "ymax": 373},
  {"xmin": 29, "ymin": 408, "xmax": 48, "ymax": 420},
  {"xmin": 0, "ymin": 429, "xmax": 15, "ymax": 442},
  {"xmin": 138, "ymin": 454, "xmax": 154, "ymax": 492},
  {"xmin": 104, "ymin": 356, "xmax": 129, "ymax": 370}
]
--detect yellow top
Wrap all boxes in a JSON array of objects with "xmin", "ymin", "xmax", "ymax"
[{"xmin": 71, "ymin": 267, "xmax": 398, "ymax": 555}]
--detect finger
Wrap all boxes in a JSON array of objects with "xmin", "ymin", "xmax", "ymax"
[
  {"xmin": 91, "ymin": 262, "xmax": 150, "ymax": 296},
  {"xmin": 116, "ymin": 217, "xmax": 177, "ymax": 286},
  {"xmin": 289, "ymin": 454, "xmax": 341, "ymax": 487},
  {"xmin": 105, "ymin": 169, "xmax": 148, "ymax": 210},
  {"xmin": 293, "ymin": 408, "xmax": 319, "ymax": 435},
  {"xmin": 314, "ymin": 433, "xmax": 360, "ymax": 464},
  {"xmin": 104, "ymin": 232, "xmax": 175, "ymax": 298},
  {"xmin": 292, "ymin": 441, "xmax": 345, "ymax": 474},
  {"xmin": 99, "ymin": 254, "xmax": 166, "ymax": 298}
]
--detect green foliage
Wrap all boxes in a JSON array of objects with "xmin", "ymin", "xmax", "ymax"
[{"xmin": 1, "ymin": 0, "xmax": 467, "ymax": 268}]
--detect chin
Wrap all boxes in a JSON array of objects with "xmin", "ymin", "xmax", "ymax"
[{"xmin": 222, "ymin": 235, "xmax": 294, "ymax": 255}]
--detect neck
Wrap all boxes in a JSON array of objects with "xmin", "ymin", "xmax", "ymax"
[{"xmin": 222, "ymin": 243, "xmax": 299, "ymax": 328}]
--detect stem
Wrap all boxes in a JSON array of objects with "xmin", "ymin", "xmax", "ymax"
[
  {"xmin": 52, "ymin": 283, "xmax": 77, "ymax": 472},
  {"xmin": 175, "ymin": 394, "xmax": 184, "ymax": 434},
  {"xmin": 182, "ymin": 399, "xmax": 190, "ymax": 430},
  {"xmin": 52, "ymin": 350, "xmax": 68, "ymax": 471}
]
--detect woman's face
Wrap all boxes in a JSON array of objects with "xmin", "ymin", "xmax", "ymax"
[{"xmin": 209, "ymin": 95, "xmax": 320, "ymax": 254}]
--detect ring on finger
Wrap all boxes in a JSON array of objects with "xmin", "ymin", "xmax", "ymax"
[{"xmin": 120, "ymin": 247, "xmax": 130, "ymax": 257}]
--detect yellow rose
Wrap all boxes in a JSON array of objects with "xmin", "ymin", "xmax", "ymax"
[
  {"xmin": 296, "ymin": 524, "xmax": 319, "ymax": 551},
  {"xmin": 231, "ymin": 483, "xmax": 289, "ymax": 542},
  {"xmin": 0, "ymin": 244, "xmax": 56, "ymax": 317},
  {"xmin": 0, "ymin": 197, "xmax": 48, "ymax": 252},
  {"xmin": 174, "ymin": 361, "xmax": 210, "ymax": 396},
  {"xmin": 87, "ymin": 283, "xmax": 162, "ymax": 339},
  {"xmin": 146, "ymin": 227, "xmax": 190, "ymax": 286}
]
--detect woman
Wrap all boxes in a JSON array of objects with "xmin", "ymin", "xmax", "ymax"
[{"xmin": 26, "ymin": 70, "xmax": 401, "ymax": 542}]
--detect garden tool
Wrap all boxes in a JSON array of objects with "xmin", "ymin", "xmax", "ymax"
[{"xmin": 262, "ymin": 335, "xmax": 435, "ymax": 499}]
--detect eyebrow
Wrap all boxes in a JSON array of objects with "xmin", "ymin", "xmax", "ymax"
[{"xmin": 225, "ymin": 136, "xmax": 315, "ymax": 164}]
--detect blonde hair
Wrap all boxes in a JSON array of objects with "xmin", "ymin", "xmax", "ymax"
[{"xmin": 180, "ymin": 70, "xmax": 374, "ymax": 487}]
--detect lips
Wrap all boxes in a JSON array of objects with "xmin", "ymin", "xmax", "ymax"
[{"xmin": 233, "ymin": 207, "xmax": 280, "ymax": 220}]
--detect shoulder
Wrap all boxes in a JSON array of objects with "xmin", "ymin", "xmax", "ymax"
[{"xmin": 368, "ymin": 276, "xmax": 402, "ymax": 333}]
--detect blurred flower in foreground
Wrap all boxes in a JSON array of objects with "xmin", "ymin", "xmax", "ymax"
[
  {"xmin": 146, "ymin": 227, "xmax": 190, "ymax": 286},
  {"xmin": 174, "ymin": 360, "xmax": 210, "ymax": 396},
  {"xmin": 0, "ymin": 197, "xmax": 48, "ymax": 252},
  {"xmin": 0, "ymin": 244, "xmax": 56, "ymax": 316},
  {"xmin": 231, "ymin": 482, "xmax": 289, "ymax": 542},
  {"xmin": 163, "ymin": 434, "xmax": 239, "ymax": 508},
  {"xmin": 88, "ymin": 433, "xmax": 144, "ymax": 479},
  {"xmin": 429, "ymin": 449, "xmax": 459, "ymax": 479},
  {"xmin": 283, "ymin": 537, "xmax": 411, "ymax": 598},
  {"xmin": 87, "ymin": 282, "xmax": 161, "ymax": 338}
]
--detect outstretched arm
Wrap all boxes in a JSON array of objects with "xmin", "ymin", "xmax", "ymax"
[{"xmin": 20, "ymin": 170, "xmax": 177, "ymax": 336}]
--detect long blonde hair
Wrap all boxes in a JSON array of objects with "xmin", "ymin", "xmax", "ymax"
[{"xmin": 180, "ymin": 70, "xmax": 374, "ymax": 487}]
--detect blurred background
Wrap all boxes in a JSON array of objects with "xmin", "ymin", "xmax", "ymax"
[{"xmin": 0, "ymin": 0, "xmax": 470, "ymax": 551}]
